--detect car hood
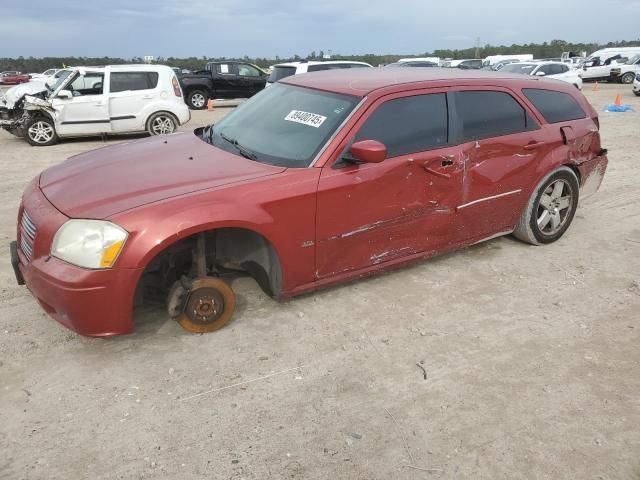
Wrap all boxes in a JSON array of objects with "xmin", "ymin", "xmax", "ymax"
[
  {"xmin": 0, "ymin": 82, "xmax": 47, "ymax": 109},
  {"xmin": 39, "ymin": 132, "xmax": 286, "ymax": 219}
]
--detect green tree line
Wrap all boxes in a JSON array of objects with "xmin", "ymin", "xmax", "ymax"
[{"xmin": 2, "ymin": 39, "xmax": 639, "ymax": 72}]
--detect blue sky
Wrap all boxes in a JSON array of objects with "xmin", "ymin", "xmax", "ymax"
[{"xmin": 2, "ymin": 0, "xmax": 639, "ymax": 58}]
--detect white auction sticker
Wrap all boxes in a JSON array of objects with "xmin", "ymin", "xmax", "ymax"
[{"xmin": 284, "ymin": 110, "xmax": 327, "ymax": 128}]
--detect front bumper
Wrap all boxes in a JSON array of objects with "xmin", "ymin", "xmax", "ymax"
[{"xmin": 12, "ymin": 179, "xmax": 143, "ymax": 336}]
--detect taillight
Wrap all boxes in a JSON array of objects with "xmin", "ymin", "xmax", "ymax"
[
  {"xmin": 172, "ymin": 76, "xmax": 182, "ymax": 97},
  {"xmin": 593, "ymin": 116, "xmax": 600, "ymax": 130}
]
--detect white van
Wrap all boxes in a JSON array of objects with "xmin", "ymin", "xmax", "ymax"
[
  {"xmin": 581, "ymin": 47, "xmax": 640, "ymax": 82},
  {"xmin": 0, "ymin": 65, "xmax": 190, "ymax": 146}
]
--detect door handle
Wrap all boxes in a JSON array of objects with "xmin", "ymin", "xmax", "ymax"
[
  {"xmin": 523, "ymin": 141, "xmax": 547, "ymax": 150},
  {"xmin": 422, "ymin": 158, "xmax": 451, "ymax": 179}
]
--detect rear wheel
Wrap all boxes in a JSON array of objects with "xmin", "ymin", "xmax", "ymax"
[
  {"xmin": 170, "ymin": 277, "xmax": 236, "ymax": 333},
  {"xmin": 147, "ymin": 112, "xmax": 177, "ymax": 136},
  {"xmin": 187, "ymin": 90, "xmax": 208, "ymax": 110},
  {"xmin": 513, "ymin": 167, "xmax": 579, "ymax": 245},
  {"xmin": 620, "ymin": 72, "xmax": 635, "ymax": 84},
  {"xmin": 24, "ymin": 117, "xmax": 57, "ymax": 146}
]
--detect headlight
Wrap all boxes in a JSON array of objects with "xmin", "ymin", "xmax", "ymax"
[{"xmin": 51, "ymin": 219, "xmax": 128, "ymax": 269}]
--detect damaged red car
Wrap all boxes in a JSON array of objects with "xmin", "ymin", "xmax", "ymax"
[{"xmin": 10, "ymin": 68, "xmax": 608, "ymax": 336}]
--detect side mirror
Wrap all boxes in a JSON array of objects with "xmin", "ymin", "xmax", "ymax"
[
  {"xmin": 535, "ymin": 71, "xmax": 546, "ymax": 76},
  {"xmin": 57, "ymin": 89, "xmax": 72, "ymax": 99},
  {"xmin": 348, "ymin": 139, "xmax": 387, "ymax": 164}
]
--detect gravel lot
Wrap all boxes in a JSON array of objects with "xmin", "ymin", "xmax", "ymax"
[{"xmin": 0, "ymin": 83, "xmax": 639, "ymax": 479}]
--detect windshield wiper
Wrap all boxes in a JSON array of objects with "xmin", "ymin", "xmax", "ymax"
[{"xmin": 218, "ymin": 131, "xmax": 258, "ymax": 161}]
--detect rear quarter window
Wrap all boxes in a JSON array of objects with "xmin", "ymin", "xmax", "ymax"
[
  {"xmin": 522, "ymin": 88, "xmax": 586, "ymax": 123},
  {"xmin": 110, "ymin": 72, "xmax": 159, "ymax": 93},
  {"xmin": 268, "ymin": 66, "xmax": 296, "ymax": 82}
]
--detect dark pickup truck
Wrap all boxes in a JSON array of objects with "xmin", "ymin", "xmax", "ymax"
[{"xmin": 179, "ymin": 61, "xmax": 268, "ymax": 109}]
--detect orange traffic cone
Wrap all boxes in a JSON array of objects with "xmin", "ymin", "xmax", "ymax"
[
  {"xmin": 592, "ymin": 81, "xmax": 599, "ymax": 91},
  {"xmin": 207, "ymin": 99, "xmax": 214, "ymax": 111},
  {"xmin": 614, "ymin": 94, "xmax": 622, "ymax": 106}
]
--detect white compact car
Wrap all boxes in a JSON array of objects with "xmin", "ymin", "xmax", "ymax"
[
  {"xmin": 266, "ymin": 60, "xmax": 372, "ymax": 86},
  {"xmin": 500, "ymin": 61, "xmax": 583, "ymax": 89},
  {"xmin": 633, "ymin": 73, "xmax": 640, "ymax": 96},
  {"xmin": 0, "ymin": 64, "xmax": 190, "ymax": 146}
]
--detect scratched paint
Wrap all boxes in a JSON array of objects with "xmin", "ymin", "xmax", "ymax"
[{"xmin": 370, "ymin": 246, "xmax": 414, "ymax": 264}]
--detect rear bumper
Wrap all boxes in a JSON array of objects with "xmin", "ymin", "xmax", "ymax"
[
  {"xmin": 577, "ymin": 152, "xmax": 608, "ymax": 199},
  {"xmin": 14, "ymin": 246, "xmax": 142, "ymax": 337}
]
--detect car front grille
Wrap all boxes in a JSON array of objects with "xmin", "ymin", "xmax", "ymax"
[{"xmin": 20, "ymin": 209, "xmax": 37, "ymax": 262}]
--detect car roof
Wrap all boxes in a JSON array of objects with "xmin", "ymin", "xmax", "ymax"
[
  {"xmin": 65, "ymin": 64, "xmax": 173, "ymax": 72},
  {"xmin": 273, "ymin": 60, "xmax": 371, "ymax": 68},
  {"xmin": 280, "ymin": 67, "xmax": 547, "ymax": 97}
]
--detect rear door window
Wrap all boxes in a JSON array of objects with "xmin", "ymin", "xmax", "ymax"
[
  {"xmin": 522, "ymin": 88, "xmax": 587, "ymax": 123},
  {"xmin": 355, "ymin": 93, "xmax": 448, "ymax": 157},
  {"xmin": 267, "ymin": 66, "xmax": 296, "ymax": 83},
  {"xmin": 454, "ymin": 90, "xmax": 536, "ymax": 142},
  {"xmin": 110, "ymin": 72, "xmax": 159, "ymax": 93}
]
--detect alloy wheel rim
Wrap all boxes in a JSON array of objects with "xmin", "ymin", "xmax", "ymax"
[
  {"xmin": 191, "ymin": 93, "xmax": 205, "ymax": 108},
  {"xmin": 151, "ymin": 116, "xmax": 175, "ymax": 135},
  {"xmin": 536, "ymin": 179, "xmax": 573, "ymax": 235},
  {"xmin": 28, "ymin": 121, "xmax": 53, "ymax": 143}
]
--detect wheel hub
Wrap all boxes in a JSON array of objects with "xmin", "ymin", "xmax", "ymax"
[{"xmin": 185, "ymin": 287, "xmax": 224, "ymax": 325}]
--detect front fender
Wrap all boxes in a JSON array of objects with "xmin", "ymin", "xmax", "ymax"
[
  {"xmin": 109, "ymin": 168, "xmax": 320, "ymax": 293},
  {"xmin": 114, "ymin": 201, "xmax": 278, "ymax": 270}
]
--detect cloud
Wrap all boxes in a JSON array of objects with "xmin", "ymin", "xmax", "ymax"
[{"xmin": 1, "ymin": 0, "xmax": 638, "ymax": 58}]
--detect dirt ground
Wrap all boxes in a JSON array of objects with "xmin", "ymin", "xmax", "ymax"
[{"xmin": 0, "ymin": 83, "xmax": 639, "ymax": 480}]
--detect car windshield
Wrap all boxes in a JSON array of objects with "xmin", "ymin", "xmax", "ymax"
[
  {"xmin": 201, "ymin": 83, "xmax": 360, "ymax": 168},
  {"xmin": 626, "ymin": 55, "xmax": 640, "ymax": 65},
  {"xmin": 501, "ymin": 63, "xmax": 538, "ymax": 75},
  {"xmin": 47, "ymin": 69, "xmax": 73, "ymax": 92}
]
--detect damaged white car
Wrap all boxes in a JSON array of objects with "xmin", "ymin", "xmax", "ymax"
[{"xmin": 0, "ymin": 65, "xmax": 190, "ymax": 146}]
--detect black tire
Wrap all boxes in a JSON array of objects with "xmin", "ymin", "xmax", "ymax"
[
  {"xmin": 146, "ymin": 112, "xmax": 178, "ymax": 136},
  {"xmin": 513, "ymin": 167, "xmax": 580, "ymax": 245},
  {"xmin": 634, "ymin": 91, "xmax": 640, "ymax": 97},
  {"xmin": 24, "ymin": 116, "xmax": 58, "ymax": 146},
  {"xmin": 620, "ymin": 72, "xmax": 635, "ymax": 84},
  {"xmin": 187, "ymin": 90, "xmax": 208, "ymax": 110}
]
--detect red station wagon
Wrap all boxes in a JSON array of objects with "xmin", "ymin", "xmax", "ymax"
[{"xmin": 10, "ymin": 69, "xmax": 608, "ymax": 336}]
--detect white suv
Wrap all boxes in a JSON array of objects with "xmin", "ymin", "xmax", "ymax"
[
  {"xmin": 0, "ymin": 64, "xmax": 190, "ymax": 146},
  {"xmin": 266, "ymin": 60, "xmax": 372, "ymax": 86},
  {"xmin": 500, "ymin": 61, "xmax": 583, "ymax": 89}
]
